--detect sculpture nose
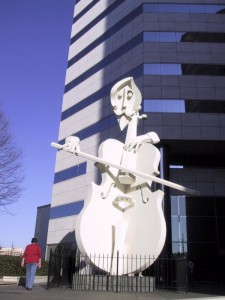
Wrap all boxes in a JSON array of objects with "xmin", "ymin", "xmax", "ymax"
[{"xmin": 121, "ymin": 89, "xmax": 127, "ymax": 109}]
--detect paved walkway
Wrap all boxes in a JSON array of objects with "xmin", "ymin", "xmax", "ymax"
[{"xmin": 0, "ymin": 281, "xmax": 224, "ymax": 300}]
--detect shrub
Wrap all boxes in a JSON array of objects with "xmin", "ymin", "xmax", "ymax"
[{"xmin": 0, "ymin": 255, "xmax": 49, "ymax": 277}]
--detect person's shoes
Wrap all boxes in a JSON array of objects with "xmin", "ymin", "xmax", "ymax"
[{"xmin": 26, "ymin": 288, "xmax": 32, "ymax": 290}]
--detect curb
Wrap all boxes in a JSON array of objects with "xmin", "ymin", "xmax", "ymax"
[{"xmin": 1, "ymin": 276, "xmax": 48, "ymax": 285}]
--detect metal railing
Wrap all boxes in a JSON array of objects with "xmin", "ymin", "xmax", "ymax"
[{"xmin": 47, "ymin": 250, "xmax": 188, "ymax": 293}]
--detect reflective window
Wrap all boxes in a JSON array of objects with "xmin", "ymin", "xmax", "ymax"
[
  {"xmin": 173, "ymin": 4, "xmax": 189, "ymax": 13},
  {"xmin": 171, "ymin": 196, "xmax": 187, "ymax": 247},
  {"xmin": 187, "ymin": 217, "xmax": 217, "ymax": 242},
  {"xmin": 144, "ymin": 32, "xmax": 225, "ymax": 43},
  {"xmin": 170, "ymin": 165, "xmax": 183, "ymax": 169},
  {"xmin": 181, "ymin": 32, "xmax": 225, "ymax": 43},
  {"xmin": 162, "ymin": 99, "xmax": 184, "ymax": 112},
  {"xmin": 143, "ymin": 4, "xmax": 225, "ymax": 14},
  {"xmin": 54, "ymin": 162, "xmax": 87, "ymax": 184},
  {"xmin": 171, "ymin": 195, "xmax": 178, "ymax": 215},
  {"xmin": 144, "ymin": 99, "xmax": 185, "ymax": 113},
  {"xmin": 50, "ymin": 200, "xmax": 84, "ymax": 219},
  {"xmin": 144, "ymin": 99, "xmax": 225, "ymax": 114},
  {"xmin": 144, "ymin": 64, "xmax": 160, "ymax": 75},
  {"xmin": 218, "ymin": 217, "xmax": 225, "ymax": 245},
  {"xmin": 171, "ymin": 196, "xmax": 225, "ymax": 254},
  {"xmin": 172, "ymin": 242, "xmax": 187, "ymax": 254},
  {"xmin": 158, "ymin": 4, "xmax": 174, "ymax": 13},
  {"xmin": 144, "ymin": 64, "xmax": 181, "ymax": 75},
  {"xmin": 172, "ymin": 216, "xmax": 187, "ymax": 242},
  {"xmin": 186, "ymin": 100, "xmax": 225, "ymax": 113},
  {"xmin": 144, "ymin": 64, "xmax": 225, "ymax": 76},
  {"xmin": 171, "ymin": 196, "xmax": 186, "ymax": 216},
  {"xmin": 216, "ymin": 197, "xmax": 225, "ymax": 217},
  {"xmin": 186, "ymin": 197, "xmax": 215, "ymax": 217},
  {"xmin": 65, "ymin": 34, "xmax": 143, "ymax": 93}
]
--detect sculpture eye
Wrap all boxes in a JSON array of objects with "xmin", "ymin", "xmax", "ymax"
[
  {"xmin": 117, "ymin": 91, "xmax": 123, "ymax": 99},
  {"xmin": 127, "ymin": 91, "xmax": 133, "ymax": 99}
]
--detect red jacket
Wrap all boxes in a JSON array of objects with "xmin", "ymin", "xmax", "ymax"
[{"xmin": 23, "ymin": 243, "xmax": 42, "ymax": 264}]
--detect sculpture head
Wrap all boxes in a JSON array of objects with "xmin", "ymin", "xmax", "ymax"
[{"xmin": 110, "ymin": 77, "xmax": 142, "ymax": 130}]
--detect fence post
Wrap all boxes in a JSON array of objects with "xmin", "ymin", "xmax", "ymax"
[
  {"xmin": 47, "ymin": 249, "xmax": 52, "ymax": 289},
  {"xmin": 116, "ymin": 251, "xmax": 119, "ymax": 293},
  {"xmin": 185, "ymin": 257, "xmax": 189, "ymax": 294},
  {"xmin": 57, "ymin": 253, "xmax": 62, "ymax": 287}
]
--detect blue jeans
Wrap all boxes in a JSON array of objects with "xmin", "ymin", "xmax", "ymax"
[{"xmin": 25, "ymin": 263, "xmax": 38, "ymax": 289}]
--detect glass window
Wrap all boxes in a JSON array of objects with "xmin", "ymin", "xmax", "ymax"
[
  {"xmin": 54, "ymin": 162, "xmax": 87, "ymax": 184},
  {"xmin": 144, "ymin": 64, "xmax": 161, "ymax": 75},
  {"xmin": 158, "ymin": 4, "xmax": 173, "ymax": 13},
  {"xmin": 186, "ymin": 197, "xmax": 215, "ymax": 216},
  {"xmin": 50, "ymin": 201, "xmax": 84, "ymax": 219},
  {"xmin": 170, "ymin": 165, "xmax": 183, "ymax": 169},
  {"xmin": 171, "ymin": 196, "xmax": 178, "ymax": 215},
  {"xmin": 171, "ymin": 216, "xmax": 187, "ymax": 242},
  {"xmin": 189, "ymin": 5, "xmax": 204, "ymax": 13},
  {"xmin": 204, "ymin": 5, "xmax": 220, "ymax": 14},
  {"xmin": 186, "ymin": 100, "xmax": 225, "ymax": 113},
  {"xmin": 143, "ymin": 4, "xmax": 158, "ymax": 13},
  {"xmin": 187, "ymin": 217, "xmax": 217, "ymax": 242},
  {"xmin": 143, "ymin": 99, "xmax": 161, "ymax": 112},
  {"xmin": 172, "ymin": 216, "xmax": 179, "ymax": 241},
  {"xmin": 143, "ymin": 4, "xmax": 225, "ymax": 14},
  {"xmin": 143, "ymin": 32, "xmax": 160, "ymax": 42},
  {"xmin": 143, "ymin": 99, "xmax": 185, "ymax": 113},
  {"xmin": 161, "ymin": 64, "xmax": 181, "ymax": 75},
  {"xmin": 173, "ymin": 4, "xmax": 189, "ymax": 13},
  {"xmin": 216, "ymin": 197, "xmax": 225, "ymax": 217},
  {"xmin": 144, "ymin": 63, "xmax": 225, "ymax": 76},
  {"xmin": 171, "ymin": 195, "xmax": 186, "ymax": 216},
  {"xmin": 179, "ymin": 196, "xmax": 187, "ymax": 216},
  {"xmin": 172, "ymin": 242, "xmax": 187, "ymax": 254},
  {"xmin": 144, "ymin": 31, "xmax": 225, "ymax": 43},
  {"xmin": 162, "ymin": 99, "xmax": 185, "ymax": 112},
  {"xmin": 144, "ymin": 64, "xmax": 181, "ymax": 75},
  {"xmin": 218, "ymin": 217, "xmax": 225, "ymax": 244},
  {"xmin": 159, "ymin": 32, "xmax": 176, "ymax": 42}
]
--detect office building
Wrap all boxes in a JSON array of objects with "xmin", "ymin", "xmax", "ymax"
[
  {"xmin": 34, "ymin": 204, "xmax": 50, "ymax": 259},
  {"xmin": 46, "ymin": 0, "xmax": 225, "ymax": 283}
]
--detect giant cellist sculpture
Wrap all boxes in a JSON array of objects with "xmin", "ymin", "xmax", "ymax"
[{"xmin": 51, "ymin": 77, "xmax": 198, "ymax": 275}]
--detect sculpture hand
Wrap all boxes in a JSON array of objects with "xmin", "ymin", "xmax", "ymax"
[
  {"xmin": 64, "ymin": 136, "xmax": 81, "ymax": 153},
  {"xmin": 124, "ymin": 132, "xmax": 160, "ymax": 152}
]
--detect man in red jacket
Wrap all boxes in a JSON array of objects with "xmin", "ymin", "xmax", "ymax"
[{"xmin": 21, "ymin": 238, "xmax": 42, "ymax": 290}]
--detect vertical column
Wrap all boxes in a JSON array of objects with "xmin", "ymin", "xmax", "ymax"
[{"xmin": 159, "ymin": 145, "xmax": 172, "ymax": 257}]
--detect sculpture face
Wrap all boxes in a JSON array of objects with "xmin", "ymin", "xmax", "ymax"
[
  {"xmin": 112, "ymin": 85, "xmax": 135, "ymax": 117},
  {"xmin": 110, "ymin": 77, "xmax": 142, "ymax": 130}
]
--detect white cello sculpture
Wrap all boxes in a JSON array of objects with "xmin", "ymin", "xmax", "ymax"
[{"xmin": 52, "ymin": 77, "xmax": 198, "ymax": 275}]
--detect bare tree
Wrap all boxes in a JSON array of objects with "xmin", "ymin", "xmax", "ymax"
[{"xmin": 0, "ymin": 107, "xmax": 24, "ymax": 212}]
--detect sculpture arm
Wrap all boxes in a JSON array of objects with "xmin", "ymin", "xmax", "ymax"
[
  {"xmin": 51, "ymin": 136, "xmax": 200, "ymax": 195},
  {"xmin": 124, "ymin": 132, "xmax": 160, "ymax": 152},
  {"xmin": 51, "ymin": 136, "xmax": 81, "ymax": 153}
]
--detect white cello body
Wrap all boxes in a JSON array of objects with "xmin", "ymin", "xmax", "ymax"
[{"xmin": 75, "ymin": 136, "xmax": 166, "ymax": 275}]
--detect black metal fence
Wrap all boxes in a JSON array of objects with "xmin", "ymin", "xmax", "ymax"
[{"xmin": 47, "ymin": 250, "xmax": 188, "ymax": 293}]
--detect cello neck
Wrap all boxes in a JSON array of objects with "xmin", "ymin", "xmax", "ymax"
[
  {"xmin": 119, "ymin": 113, "xmax": 139, "ymax": 185},
  {"xmin": 125, "ymin": 113, "xmax": 138, "ymax": 143}
]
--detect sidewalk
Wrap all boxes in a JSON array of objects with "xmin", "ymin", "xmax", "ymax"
[{"xmin": 0, "ymin": 281, "xmax": 224, "ymax": 300}]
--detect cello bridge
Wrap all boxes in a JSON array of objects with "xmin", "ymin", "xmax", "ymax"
[{"xmin": 113, "ymin": 196, "xmax": 135, "ymax": 212}]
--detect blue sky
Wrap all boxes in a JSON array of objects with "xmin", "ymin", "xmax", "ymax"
[{"xmin": 0, "ymin": 0, "xmax": 75, "ymax": 249}]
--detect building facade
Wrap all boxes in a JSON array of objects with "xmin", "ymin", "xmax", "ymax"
[
  {"xmin": 47, "ymin": 0, "xmax": 225, "ymax": 283},
  {"xmin": 34, "ymin": 204, "xmax": 50, "ymax": 259}
]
